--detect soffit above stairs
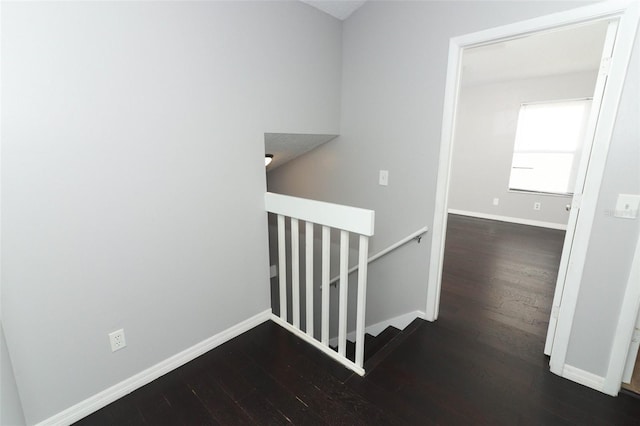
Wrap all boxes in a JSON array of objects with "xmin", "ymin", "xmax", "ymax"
[
  {"xmin": 300, "ymin": 0, "xmax": 366, "ymax": 20},
  {"xmin": 265, "ymin": 133, "xmax": 338, "ymax": 171}
]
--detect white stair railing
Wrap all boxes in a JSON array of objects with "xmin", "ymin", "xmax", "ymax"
[{"xmin": 265, "ymin": 192, "xmax": 375, "ymax": 375}]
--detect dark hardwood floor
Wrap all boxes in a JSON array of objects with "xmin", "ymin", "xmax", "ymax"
[
  {"xmin": 440, "ymin": 214, "xmax": 565, "ymax": 363},
  {"xmin": 75, "ymin": 215, "xmax": 640, "ymax": 425}
]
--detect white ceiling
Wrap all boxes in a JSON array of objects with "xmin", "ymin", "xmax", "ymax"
[
  {"xmin": 462, "ymin": 20, "xmax": 609, "ymax": 86},
  {"xmin": 300, "ymin": 0, "xmax": 367, "ymax": 20},
  {"xmin": 265, "ymin": 133, "xmax": 338, "ymax": 171}
]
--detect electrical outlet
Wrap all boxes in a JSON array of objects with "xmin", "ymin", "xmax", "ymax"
[
  {"xmin": 109, "ymin": 329, "xmax": 126, "ymax": 352},
  {"xmin": 534, "ymin": 202, "xmax": 541, "ymax": 211},
  {"xmin": 493, "ymin": 198, "xmax": 499, "ymax": 206}
]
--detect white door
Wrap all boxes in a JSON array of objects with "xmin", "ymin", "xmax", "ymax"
[{"xmin": 543, "ymin": 19, "xmax": 619, "ymax": 355}]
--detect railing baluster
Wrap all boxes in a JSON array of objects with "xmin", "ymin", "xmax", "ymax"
[
  {"xmin": 305, "ymin": 221, "xmax": 314, "ymax": 338},
  {"xmin": 355, "ymin": 235, "xmax": 369, "ymax": 367},
  {"xmin": 321, "ymin": 226, "xmax": 330, "ymax": 345},
  {"xmin": 338, "ymin": 230, "xmax": 349, "ymax": 357},
  {"xmin": 277, "ymin": 214, "xmax": 287, "ymax": 321},
  {"xmin": 291, "ymin": 218, "xmax": 300, "ymax": 328},
  {"xmin": 265, "ymin": 193, "xmax": 374, "ymax": 376}
]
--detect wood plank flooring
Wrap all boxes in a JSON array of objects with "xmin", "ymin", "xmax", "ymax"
[
  {"xmin": 75, "ymin": 215, "xmax": 640, "ymax": 425},
  {"xmin": 440, "ymin": 214, "xmax": 564, "ymax": 362}
]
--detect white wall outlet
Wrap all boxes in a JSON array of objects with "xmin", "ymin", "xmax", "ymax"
[
  {"xmin": 614, "ymin": 194, "xmax": 640, "ymax": 219},
  {"xmin": 109, "ymin": 329, "xmax": 126, "ymax": 352},
  {"xmin": 534, "ymin": 202, "xmax": 541, "ymax": 211},
  {"xmin": 493, "ymin": 198, "xmax": 499, "ymax": 206},
  {"xmin": 379, "ymin": 170, "xmax": 389, "ymax": 186}
]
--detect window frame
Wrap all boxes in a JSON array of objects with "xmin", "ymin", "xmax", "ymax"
[{"xmin": 508, "ymin": 97, "xmax": 593, "ymax": 196}]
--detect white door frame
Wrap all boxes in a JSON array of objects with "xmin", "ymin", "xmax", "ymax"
[{"xmin": 426, "ymin": 0, "xmax": 640, "ymax": 394}]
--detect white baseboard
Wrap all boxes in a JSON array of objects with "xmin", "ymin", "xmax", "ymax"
[
  {"xmin": 364, "ymin": 310, "xmax": 426, "ymax": 337},
  {"xmin": 562, "ymin": 364, "xmax": 605, "ymax": 393},
  {"xmin": 448, "ymin": 209, "xmax": 567, "ymax": 231},
  {"xmin": 329, "ymin": 310, "xmax": 426, "ymax": 346},
  {"xmin": 36, "ymin": 309, "xmax": 272, "ymax": 426}
]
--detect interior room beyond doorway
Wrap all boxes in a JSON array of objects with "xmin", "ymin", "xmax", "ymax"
[{"xmin": 442, "ymin": 20, "xmax": 609, "ymax": 364}]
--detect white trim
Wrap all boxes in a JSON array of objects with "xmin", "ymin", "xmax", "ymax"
[
  {"xmin": 426, "ymin": 34, "xmax": 460, "ymax": 322},
  {"xmin": 36, "ymin": 310, "xmax": 272, "ymax": 426},
  {"xmin": 354, "ymin": 235, "xmax": 370, "ymax": 368},
  {"xmin": 329, "ymin": 310, "xmax": 426, "ymax": 345},
  {"xmin": 265, "ymin": 192, "xmax": 375, "ymax": 236},
  {"xmin": 271, "ymin": 314, "xmax": 365, "ymax": 376},
  {"xmin": 426, "ymin": 0, "xmax": 640, "ymax": 394},
  {"xmin": 562, "ymin": 364, "xmax": 606, "ymax": 393},
  {"xmin": 622, "ymin": 323, "xmax": 640, "ymax": 383},
  {"xmin": 602, "ymin": 228, "xmax": 640, "ymax": 394},
  {"xmin": 447, "ymin": 209, "xmax": 567, "ymax": 231}
]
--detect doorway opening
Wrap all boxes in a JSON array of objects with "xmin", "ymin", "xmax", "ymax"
[
  {"xmin": 439, "ymin": 18, "xmax": 610, "ymax": 367},
  {"xmin": 426, "ymin": 1, "xmax": 640, "ymax": 395}
]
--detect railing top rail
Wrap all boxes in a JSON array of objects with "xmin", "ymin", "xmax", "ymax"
[{"xmin": 265, "ymin": 192, "xmax": 375, "ymax": 236}]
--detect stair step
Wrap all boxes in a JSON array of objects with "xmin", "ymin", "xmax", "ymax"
[
  {"xmin": 346, "ymin": 340, "xmax": 355, "ymax": 361},
  {"xmin": 341, "ymin": 328, "xmax": 399, "ymax": 363},
  {"xmin": 365, "ymin": 333, "xmax": 376, "ymax": 347},
  {"xmin": 365, "ymin": 326, "xmax": 400, "ymax": 362},
  {"xmin": 364, "ymin": 318, "xmax": 424, "ymax": 374},
  {"xmin": 329, "ymin": 341, "xmax": 357, "ymax": 360},
  {"xmin": 330, "ymin": 318, "xmax": 426, "ymax": 371}
]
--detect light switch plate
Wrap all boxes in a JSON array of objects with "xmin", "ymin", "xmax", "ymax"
[
  {"xmin": 614, "ymin": 194, "xmax": 640, "ymax": 219},
  {"xmin": 379, "ymin": 170, "xmax": 389, "ymax": 186}
]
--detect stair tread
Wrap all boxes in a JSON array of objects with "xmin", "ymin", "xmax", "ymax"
[
  {"xmin": 364, "ymin": 334, "xmax": 376, "ymax": 346},
  {"xmin": 364, "ymin": 327, "xmax": 401, "ymax": 361},
  {"xmin": 364, "ymin": 318, "xmax": 425, "ymax": 373},
  {"xmin": 376, "ymin": 326, "xmax": 401, "ymax": 341},
  {"xmin": 333, "ymin": 319, "xmax": 425, "ymax": 367}
]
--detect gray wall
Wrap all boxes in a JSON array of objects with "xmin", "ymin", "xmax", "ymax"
[
  {"xmin": 1, "ymin": 324, "xmax": 26, "ymax": 426},
  {"xmin": 449, "ymin": 71, "xmax": 599, "ymax": 226},
  {"xmin": 1, "ymin": 2, "xmax": 341, "ymax": 424},
  {"xmin": 566, "ymin": 25, "xmax": 640, "ymax": 377},
  {"xmin": 267, "ymin": 0, "xmax": 593, "ymax": 331}
]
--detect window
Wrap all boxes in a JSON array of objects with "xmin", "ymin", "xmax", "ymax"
[{"xmin": 508, "ymin": 99, "xmax": 592, "ymax": 195}]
